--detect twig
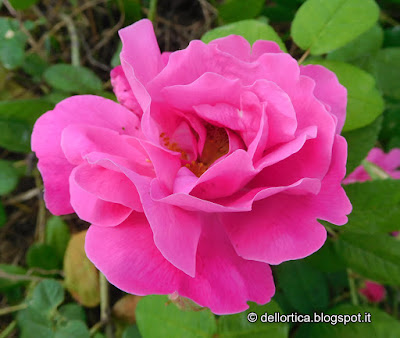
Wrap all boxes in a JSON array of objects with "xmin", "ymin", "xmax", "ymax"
[
  {"xmin": 0, "ymin": 320, "xmax": 17, "ymax": 338},
  {"xmin": 0, "ymin": 270, "xmax": 42, "ymax": 283},
  {"xmin": 92, "ymin": 10, "xmax": 125, "ymax": 52},
  {"xmin": 81, "ymin": 40, "xmax": 111, "ymax": 72},
  {"xmin": 380, "ymin": 11, "xmax": 400, "ymax": 27},
  {"xmin": 34, "ymin": 171, "xmax": 46, "ymax": 244},
  {"xmin": 348, "ymin": 269, "xmax": 359, "ymax": 306},
  {"xmin": 89, "ymin": 320, "xmax": 107, "ymax": 336},
  {"xmin": 148, "ymin": 0, "xmax": 158, "ymax": 23},
  {"xmin": 60, "ymin": 14, "xmax": 80, "ymax": 67},
  {"xmin": 4, "ymin": 188, "xmax": 41, "ymax": 206},
  {"xmin": 35, "ymin": 0, "xmax": 108, "ymax": 52},
  {"xmin": 298, "ymin": 49, "xmax": 310, "ymax": 64},
  {"xmin": 99, "ymin": 273, "xmax": 112, "ymax": 337},
  {"xmin": 0, "ymin": 304, "xmax": 27, "ymax": 317}
]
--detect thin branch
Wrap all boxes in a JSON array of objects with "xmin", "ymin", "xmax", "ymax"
[
  {"xmin": 0, "ymin": 270, "xmax": 42, "ymax": 283},
  {"xmin": 60, "ymin": 14, "xmax": 80, "ymax": 67},
  {"xmin": 0, "ymin": 303, "xmax": 27, "ymax": 317},
  {"xmin": 348, "ymin": 269, "xmax": 359, "ymax": 306},
  {"xmin": 100, "ymin": 273, "xmax": 112, "ymax": 337},
  {"xmin": 4, "ymin": 188, "xmax": 41, "ymax": 206},
  {"xmin": 298, "ymin": 49, "xmax": 310, "ymax": 64},
  {"xmin": 0, "ymin": 320, "xmax": 17, "ymax": 338},
  {"xmin": 148, "ymin": 0, "xmax": 158, "ymax": 23}
]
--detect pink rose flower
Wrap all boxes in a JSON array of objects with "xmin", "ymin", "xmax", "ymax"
[
  {"xmin": 359, "ymin": 280, "xmax": 386, "ymax": 303},
  {"xmin": 31, "ymin": 19, "xmax": 351, "ymax": 314},
  {"xmin": 343, "ymin": 147, "xmax": 400, "ymax": 184}
]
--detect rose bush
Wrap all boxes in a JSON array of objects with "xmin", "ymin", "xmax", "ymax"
[{"xmin": 31, "ymin": 19, "xmax": 351, "ymax": 314}]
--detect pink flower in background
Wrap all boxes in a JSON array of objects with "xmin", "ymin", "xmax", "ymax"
[
  {"xmin": 343, "ymin": 147, "xmax": 400, "ymax": 184},
  {"xmin": 31, "ymin": 19, "xmax": 351, "ymax": 314},
  {"xmin": 359, "ymin": 281, "xmax": 386, "ymax": 303}
]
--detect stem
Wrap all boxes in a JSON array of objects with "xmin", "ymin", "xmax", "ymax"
[
  {"xmin": 60, "ymin": 14, "xmax": 80, "ymax": 67},
  {"xmin": 0, "ymin": 320, "xmax": 17, "ymax": 338},
  {"xmin": 362, "ymin": 160, "xmax": 391, "ymax": 180},
  {"xmin": 99, "ymin": 273, "xmax": 112, "ymax": 337},
  {"xmin": 0, "ymin": 304, "xmax": 27, "ymax": 317},
  {"xmin": 148, "ymin": 0, "xmax": 158, "ymax": 23},
  {"xmin": 34, "ymin": 171, "xmax": 46, "ymax": 244},
  {"xmin": 347, "ymin": 269, "xmax": 359, "ymax": 306},
  {"xmin": 0, "ymin": 270, "xmax": 42, "ymax": 283},
  {"xmin": 298, "ymin": 49, "xmax": 310, "ymax": 64},
  {"xmin": 89, "ymin": 320, "xmax": 107, "ymax": 336},
  {"xmin": 380, "ymin": 11, "xmax": 400, "ymax": 27}
]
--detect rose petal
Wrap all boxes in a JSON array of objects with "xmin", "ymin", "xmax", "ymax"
[
  {"xmin": 31, "ymin": 95, "xmax": 140, "ymax": 215},
  {"xmin": 85, "ymin": 213, "xmax": 275, "ymax": 314},
  {"xmin": 69, "ymin": 165, "xmax": 132, "ymax": 226},
  {"xmin": 301, "ymin": 65, "xmax": 347, "ymax": 133}
]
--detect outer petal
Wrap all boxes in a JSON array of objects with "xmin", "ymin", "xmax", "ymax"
[
  {"xmin": 222, "ymin": 135, "xmax": 351, "ymax": 264},
  {"xmin": 85, "ymin": 213, "xmax": 275, "ymax": 315},
  {"xmin": 221, "ymin": 194, "xmax": 328, "ymax": 265},
  {"xmin": 301, "ymin": 64, "xmax": 347, "ymax": 133},
  {"xmin": 119, "ymin": 19, "xmax": 163, "ymax": 85},
  {"xmin": 31, "ymin": 95, "xmax": 140, "ymax": 215}
]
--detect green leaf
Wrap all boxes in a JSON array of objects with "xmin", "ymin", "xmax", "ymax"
[
  {"xmin": 218, "ymin": 0, "xmax": 265, "ymax": 23},
  {"xmin": 136, "ymin": 295, "xmax": 217, "ymax": 338},
  {"xmin": 201, "ymin": 19, "xmax": 287, "ymax": 51},
  {"xmin": 55, "ymin": 320, "xmax": 90, "ymax": 338},
  {"xmin": 295, "ymin": 305, "xmax": 400, "ymax": 338},
  {"xmin": 111, "ymin": 41, "xmax": 122, "ymax": 68},
  {"xmin": 44, "ymin": 64, "xmax": 103, "ymax": 94},
  {"xmin": 217, "ymin": 301, "xmax": 289, "ymax": 338},
  {"xmin": 384, "ymin": 26, "xmax": 400, "ymax": 48},
  {"xmin": 334, "ymin": 232, "xmax": 400, "ymax": 285},
  {"xmin": 26, "ymin": 243, "xmax": 62, "ymax": 270},
  {"xmin": 22, "ymin": 53, "xmax": 49, "ymax": 80},
  {"xmin": 0, "ymin": 38, "xmax": 25, "ymax": 69},
  {"xmin": 0, "ymin": 99, "xmax": 53, "ymax": 152},
  {"xmin": 9, "ymin": 0, "xmax": 39, "ymax": 10},
  {"xmin": 306, "ymin": 60, "xmax": 384, "ymax": 132},
  {"xmin": 343, "ymin": 116, "xmax": 382, "ymax": 174},
  {"xmin": 0, "ymin": 160, "xmax": 18, "ymax": 195},
  {"xmin": 380, "ymin": 105, "xmax": 400, "ymax": 150},
  {"xmin": 17, "ymin": 308, "xmax": 54, "ymax": 338},
  {"xmin": 304, "ymin": 237, "xmax": 345, "ymax": 272},
  {"xmin": 0, "ymin": 18, "xmax": 27, "ymax": 69},
  {"xmin": 45, "ymin": 216, "xmax": 71, "ymax": 261},
  {"xmin": 0, "ymin": 264, "xmax": 28, "ymax": 290},
  {"xmin": 343, "ymin": 180, "xmax": 400, "ymax": 234},
  {"xmin": 327, "ymin": 25, "xmax": 383, "ymax": 63},
  {"xmin": 367, "ymin": 48, "xmax": 400, "ymax": 100},
  {"xmin": 58, "ymin": 303, "xmax": 86, "ymax": 322},
  {"xmin": 30, "ymin": 280, "xmax": 64, "ymax": 316},
  {"xmin": 122, "ymin": 325, "xmax": 142, "ymax": 338},
  {"xmin": 274, "ymin": 260, "xmax": 329, "ymax": 313},
  {"xmin": 0, "ymin": 201, "xmax": 6, "ymax": 227},
  {"xmin": 119, "ymin": 0, "xmax": 142, "ymax": 23},
  {"xmin": 291, "ymin": 0, "xmax": 379, "ymax": 55}
]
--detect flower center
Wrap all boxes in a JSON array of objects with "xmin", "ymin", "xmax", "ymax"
[{"xmin": 161, "ymin": 124, "xmax": 229, "ymax": 177}]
